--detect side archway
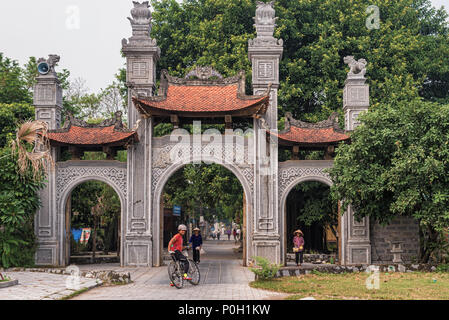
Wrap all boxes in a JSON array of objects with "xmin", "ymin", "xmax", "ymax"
[
  {"xmin": 56, "ymin": 163, "xmax": 127, "ymax": 266},
  {"xmin": 279, "ymin": 172, "xmax": 334, "ymax": 266}
]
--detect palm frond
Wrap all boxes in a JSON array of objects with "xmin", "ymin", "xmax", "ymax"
[{"xmin": 10, "ymin": 120, "xmax": 54, "ymax": 180}]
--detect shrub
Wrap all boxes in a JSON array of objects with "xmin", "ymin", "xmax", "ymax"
[
  {"xmin": 250, "ymin": 256, "xmax": 282, "ymax": 280},
  {"xmin": 0, "ymin": 147, "xmax": 44, "ymax": 268},
  {"xmin": 436, "ymin": 264, "xmax": 449, "ymax": 273}
]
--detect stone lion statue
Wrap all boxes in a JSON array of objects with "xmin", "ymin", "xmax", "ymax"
[{"xmin": 343, "ymin": 56, "xmax": 367, "ymax": 78}]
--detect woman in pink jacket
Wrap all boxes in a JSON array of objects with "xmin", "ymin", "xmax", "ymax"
[{"xmin": 293, "ymin": 230, "xmax": 305, "ymax": 266}]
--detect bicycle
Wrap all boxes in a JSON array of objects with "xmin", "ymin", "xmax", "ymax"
[{"xmin": 168, "ymin": 248, "xmax": 201, "ymax": 289}]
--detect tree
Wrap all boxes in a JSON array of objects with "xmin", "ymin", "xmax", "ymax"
[
  {"xmin": 0, "ymin": 120, "xmax": 50, "ymax": 268},
  {"xmin": 0, "ymin": 53, "xmax": 32, "ymax": 104},
  {"xmin": 329, "ymin": 98, "xmax": 449, "ymax": 262},
  {"xmin": 0, "ymin": 103, "xmax": 34, "ymax": 148},
  {"xmin": 163, "ymin": 163, "xmax": 244, "ymax": 225},
  {"xmin": 147, "ymin": 0, "xmax": 449, "ymax": 124}
]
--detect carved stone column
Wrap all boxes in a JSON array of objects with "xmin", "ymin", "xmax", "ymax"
[
  {"xmin": 248, "ymin": 1, "xmax": 283, "ymax": 264},
  {"xmin": 341, "ymin": 56, "xmax": 371, "ymax": 265},
  {"xmin": 33, "ymin": 55, "xmax": 62, "ymax": 265},
  {"xmin": 342, "ymin": 205, "xmax": 371, "ymax": 265},
  {"xmin": 343, "ymin": 56, "xmax": 369, "ymax": 132},
  {"xmin": 122, "ymin": 1, "xmax": 160, "ymax": 266}
]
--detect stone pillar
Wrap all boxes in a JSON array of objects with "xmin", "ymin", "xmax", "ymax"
[
  {"xmin": 33, "ymin": 55, "xmax": 62, "ymax": 130},
  {"xmin": 33, "ymin": 55, "xmax": 62, "ymax": 266},
  {"xmin": 342, "ymin": 205, "xmax": 371, "ymax": 265},
  {"xmin": 341, "ymin": 56, "xmax": 371, "ymax": 265},
  {"xmin": 343, "ymin": 56, "xmax": 369, "ymax": 132},
  {"xmin": 248, "ymin": 2, "xmax": 283, "ymax": 264},
  {"xmin": 122, "ymin": 1, "xmax": 160, "ymax": 266}
]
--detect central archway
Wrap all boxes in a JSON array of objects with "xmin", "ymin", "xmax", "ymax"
[{"xmin": 152, "ymin": 156, "xmax": 253, "ymax": 267}]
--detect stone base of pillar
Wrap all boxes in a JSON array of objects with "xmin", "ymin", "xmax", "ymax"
[
  {"xmin": 346, "ymin": 242, "xmax": 371, "ymax": 265},
  {"xmin": 123, "ymin": 236, "xmax": 152, "ymax": 267},
  {"xmin": 252, "ymin": 233, "xmax": 281, "ymax": 264},
  {"xmin": 35, "ymin": 242, "xmax": 59, "ymax": 266}
]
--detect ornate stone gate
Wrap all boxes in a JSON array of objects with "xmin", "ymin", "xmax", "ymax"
[{"xmin": 33, "ymin": 2, "xmax": 377, "ymax": 268}]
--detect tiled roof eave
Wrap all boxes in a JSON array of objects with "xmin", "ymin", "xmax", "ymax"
[{"xmin": 133, "ymin": 95, "xmax": 269, "ymax": 117}]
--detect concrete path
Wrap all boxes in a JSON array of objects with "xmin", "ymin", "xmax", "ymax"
[
  {"xmin": 0, "ymin": 272, "xmax": 100, "ymax": 300},
  {"xmin": 72, "ymin": 240, "xmax": 287, "ymax": 300}
]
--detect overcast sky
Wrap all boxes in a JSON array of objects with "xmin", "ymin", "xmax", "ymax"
[{"xmin": 0, "ymin": 0, "xmax": 447, "ymax": 93}]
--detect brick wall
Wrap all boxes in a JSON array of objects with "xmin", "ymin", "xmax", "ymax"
[{"xmin": 370, "ymin": 216, "xmax": 420, "ymax": 263}]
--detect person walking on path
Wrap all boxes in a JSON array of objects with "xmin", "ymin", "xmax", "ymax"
[
  {"xmin": 189, "ymin": 228, "xmax": 203, "ymax": 264},
  {"xmin": 217, "ymin": 230, "xmax": 221, "ymax": 241},
  {"xmin": 236, "ymin": 228, "xmax": 240, "ymax": 241},
  {"xmin": 233, "ymin": 228, "xmax": 237, "ymax": 241},
  {"xmin": 168, "ymin": 224, "xmax": 191, "ymax": 285},
  {"xmin": 226, "ymin": 229, "xmax": 231, "ymax": 240},
  {"xmin": 293, "ymin": 230, "xmax": 305, "ymax": 266}
]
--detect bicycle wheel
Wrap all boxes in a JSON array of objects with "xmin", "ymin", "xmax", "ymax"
[
  {"xmin": 168, "ymin": 261, "xmax": 184, "ymax": 289},
  {"xmin": 187, "ymin": 259, "xmax": 200, "ymax": 285}
]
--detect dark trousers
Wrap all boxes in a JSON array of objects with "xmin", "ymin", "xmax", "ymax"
[
  {"xmin": 174, "ymin": 250, "xmax": 189, "ymax": 273},
  {"xmin": 295, "ymin": 251, "xmax": 304, "ymax": 265},
  {"xmin": 192, "ymin": 248, "xmax": 200, "ymax": 263}
]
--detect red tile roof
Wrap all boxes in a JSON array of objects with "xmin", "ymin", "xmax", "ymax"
[
  {"xmin": 132, "ymin": 69, "xmax": 269, "ymax": 117},
  {"xmin": 48, "ymin": 125, "xmax": 137, "ymax": 146},
  {"xmin": 272, "ymin": 112, "xmax": 350, "ymax": 147},
  {"xmin": 273, "ymin": 126, "xmax": 350, "ymax": 146},
  {"xmin": 47, "ymin": 112, "xmax": 138, "ymax": 147}
]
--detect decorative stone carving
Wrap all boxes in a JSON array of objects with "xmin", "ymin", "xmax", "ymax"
[
  {"xmin": 248, "ymin": 1, "xmax": 283, "ymax": 47},
  {"xmin": 279, "ymin": 166, "xmax": 331, "ymax": 196},
  {"xmin": 184, "ymin": 66, "xmax": 223, "ymax": 80},
  {"xmin": 151, "ymin": 143, "xmax": 254, "ymax": 194},
  {"xmin": 37, "ymin": 55, "xmax": 60, "ymax": 75},
  {"xmin": 56, "ymin": 165, "xmax": 127, "ymax": 205},
  {"xmin": 343, "ymin": 56, "xmax": 367, "ymax": 79},
  {"xmin": 128, "ymin": 1, "xmax": 152, "ymax": 37},
  {"xmin": 343, "ymin": 55, "xmax": 370, "ymax": 131},
  {"xmin": 283, "ymin": 112, "xmax": 344, "ymax": 132}
]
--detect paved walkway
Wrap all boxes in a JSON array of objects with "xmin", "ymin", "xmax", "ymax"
[
  {"xmin": 0, "ymin": 272, "xmax": 99, "ymax": 300},
  {"xmin": 72, "ymin": 240, "xmax": 287, "ymax": 300}
]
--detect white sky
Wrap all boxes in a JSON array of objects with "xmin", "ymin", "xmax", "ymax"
[{"xmin": 0, "ymin": 0, "xmax": 447, "ymax": 93}]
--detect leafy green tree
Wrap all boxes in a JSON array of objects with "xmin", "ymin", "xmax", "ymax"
[
  {"xmin": 0, "ymin": 103, "xmax": 34, "ymax": 148},
  {"xmin": 146, "ymin": 0, "xmax": 448, "ymax": 123},
  {"xmin": 0, "ymin": 146, "xmax": 44, "ymax": 268},
  {"xmin": 329, "ymin": 98, "xmax": 449, "ymax": 262},
  {"xmin": 164, "ymin": 163, "xmax": 243, "ymax": 224},
  {"xmin": 0, "ymin": 53, "xmax": 32, "ymax": 104}
]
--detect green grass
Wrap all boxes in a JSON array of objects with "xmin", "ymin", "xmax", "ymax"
[
  {"xmin": 250, "ymin": 272, "xmax": 449, "ymax": 300},
  {"xmin": 60, "ymin": 287, "xmax": 90, "ymax": 300}
]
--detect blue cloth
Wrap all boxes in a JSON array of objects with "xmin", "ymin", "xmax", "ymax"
[
  {"xmin": 189, "ymin": 234, "xmax": 203, "ymax": 249},
  {"xmin": 71, "ymin": 228, "xmax": 83, "ymax": 242}
]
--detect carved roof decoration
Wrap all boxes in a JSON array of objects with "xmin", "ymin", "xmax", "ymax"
[
  {"xmin": 132, "ymin": 67, "xmax": 271, "ymax": 118},
  {"xmin": 249, "ymin": 1, "xmax": 283, "ymax": 48},
  {"xmin": 48, "ymin": 111, "xmax": 139, "ymax": 147},
  {"xmin": 271, "ymin": 112, "xmax": 350, "ymax": 147}
]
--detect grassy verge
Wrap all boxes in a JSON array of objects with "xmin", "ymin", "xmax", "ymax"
[
  {"xmin": 60, "ymin": 287, "xmax": 90, "ymax": 300},
  {"xmin": 250, "ymin": 272, "xmax": 449, "ymax": 300}
]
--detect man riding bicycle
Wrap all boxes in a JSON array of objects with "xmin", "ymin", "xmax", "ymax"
[{"xmin": 168, "ymin": 224, "xmax": 192, "ymax": 285}]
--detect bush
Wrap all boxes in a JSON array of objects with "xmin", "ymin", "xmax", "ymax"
[
  {"xmin": 250, "ymin": 256, "xmax": 282, "ymax": 280},
  {"xmin": 0, "ymin": 147, "xmax": 44, "ymax": 268},
  {"xmin": 436, "ymin": 264, "xmax": 449, "ymax": 273}
]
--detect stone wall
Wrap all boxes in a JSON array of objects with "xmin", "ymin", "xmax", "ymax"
[{"xmin": 370, "ymin": 216, "xmax": 420, "ymax": 263}]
